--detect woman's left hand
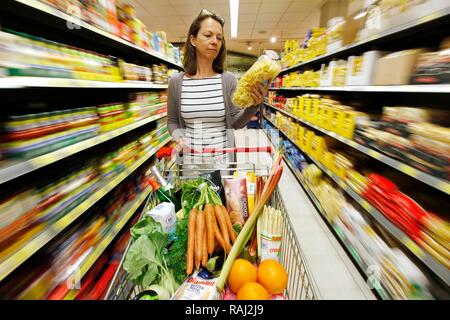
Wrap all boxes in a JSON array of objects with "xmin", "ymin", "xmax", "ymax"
[{"xmin": 249, "ymin": 82, "xmax": 270, "ymax": 107}]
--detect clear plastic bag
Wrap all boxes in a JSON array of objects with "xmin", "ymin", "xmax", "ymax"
[{"xmin": 232, "ymin": 51, "xmax": 281, "ymax": 108}]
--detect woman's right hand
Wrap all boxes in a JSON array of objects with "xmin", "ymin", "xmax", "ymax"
[{"xmin": 175, "ymin": 137, "xmax": 186, "ymax": 153}]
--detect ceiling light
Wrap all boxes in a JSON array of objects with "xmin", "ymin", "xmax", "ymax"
[
  {"xmin": 230, "ymin": 0, "xmax": 239, "ymax": 38},
  {"xmin": 354, "ymin": 11, "xmax": 367, "ymax": 20},
  {"xmin": 247, "ymin": 43, "xmax": 252, "ymax": 50},
  {"xmin": 270, "ymin": 36, "xmax": 276, "ymax": 43}
]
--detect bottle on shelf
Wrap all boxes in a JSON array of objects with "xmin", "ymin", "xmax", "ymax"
[{"xmin": 148, "ymin": 177, "xmax": 181, "ymax": 212}]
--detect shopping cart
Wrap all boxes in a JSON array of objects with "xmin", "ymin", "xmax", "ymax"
[{"xmin": 105, "ymin": 147, "xmax": 318, "ymax": 300}]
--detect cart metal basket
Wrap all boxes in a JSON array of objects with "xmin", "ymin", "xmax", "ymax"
[{"xmin": 105, "ymin": 147, "xmax": 318, "ymax": 300}]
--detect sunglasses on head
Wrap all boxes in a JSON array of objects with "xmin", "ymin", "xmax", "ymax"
[{"xmin": 198, "ymin": 9, "xmax": 225, "ymax": 25}]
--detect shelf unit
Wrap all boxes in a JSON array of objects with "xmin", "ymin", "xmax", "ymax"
[
  {"xmin": 266, "ymin": 131, "xmax": 392, "ymax": 300},
  {"xmin": 0, "ymin": 0, "xmax": 180, "ymax": 298},
  {"xmin": 0, "ymin": 112, "xmax": 167, "ymax": 184},
  {"xmin": 0, "ymin": 77, "xmax": 169, "ymax": 89},
  {"xmin": 264, "ymin": 102, "xmax": 450, "ymax": 195},
  {"xmin": 279, "ymin": 7, "xmax": 450, "ymax": 75},
  {"xmin": 63, "ymin": 186, "xmax": 153, "ymax": 300},
  {"xmin": 263, "ymin": 115, "xmax": 450, "ymax": 287},
  {"xmin": 0, "ymin": 136, "xmax": 170, "ymax": 282},
  {"xmin": 269, "ymin": 85, "xmax": 450, "ymax": 94},
  {"xmin": 2, "ymin": 0, "xmax": 183, "ymax": 70}
]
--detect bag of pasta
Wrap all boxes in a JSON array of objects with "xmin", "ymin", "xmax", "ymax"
[{"xmin": 232, "ymin": 51, "xmax": 281, "ymax": 108}]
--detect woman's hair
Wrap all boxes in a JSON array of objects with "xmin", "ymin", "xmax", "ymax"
[{"xmin": 183, "ymin": 10, "xmax": 226, "ymax": 75}]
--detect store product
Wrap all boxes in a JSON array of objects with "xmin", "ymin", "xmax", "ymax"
[
  {"xmin": 0, "ymin": 30, "xmax": 121, "ymax": 81},
  {"xmin": 326, "ymin": 16, "xmax": 345, "ymax": 52},
  {"xmin": 232, "ymin": 52, "xmax": 281, "ymax": 108},
  {"xmin": 1, "ymin": 108, "xmax": 100, "ymax": 159},
  {"xmin": 299, "ymin": 162, "xmax": 435, "ymax": 299},
  {"xmin": 411, "ymin": 38, "xmax": 450, "ymax": 84},
  {"xmin": 172, "ymin": 269, "xmax": 220, "ymax": 300},
  {"xmin": 148, "ymin": 177, "xmax": 181, "ymax": 213},
  {"xmin": 373, "ymin": 49, "xmax": 427, "ymax": 85},
  {"xmin": 257, "ymin": 206, "xmax": 282, "ymax": 262},
  {"xmin": 0, "ymin": 163, "xmax": 152, "ymax": 299},
  {"xmin": 145, "ymin": 202, "xmax": 176, "ymax": 237},
  {"xmin": 224, "ymin": 178, "xmax": 249, "ymax": 226}
]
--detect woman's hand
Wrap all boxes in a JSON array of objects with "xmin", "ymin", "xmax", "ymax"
[
  {"xmin": 249, "ymin": 82, "xmax": 270, "ymax": 107},
  {"xmin": 175, "ymin": 137, "xmax": 186, "ymax": 153}
]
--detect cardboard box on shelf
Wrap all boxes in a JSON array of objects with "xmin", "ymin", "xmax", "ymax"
[
  {"xmin": 346, "ymin": 50, "xmax": 386, "ymax": 85},
  {"xmin": 342, "ymin": 12, "xmax": 367, "ymax": 46},
  {"xmin": 373, "ymin": 49, "xmax": 427, "ymax": 85}
]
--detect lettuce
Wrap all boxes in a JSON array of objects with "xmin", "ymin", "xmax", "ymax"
[{"xmin": 124, "ymin": 216, "xmax": 178, "ymax": 296}]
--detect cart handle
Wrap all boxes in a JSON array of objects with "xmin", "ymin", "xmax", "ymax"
[{"xmin": 182, "ymin": 146, "xmax": 273, "ymax": 155}]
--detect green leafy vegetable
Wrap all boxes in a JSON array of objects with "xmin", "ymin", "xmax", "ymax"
[
  {"xmin": 124, "ymin": 216, "xmax": 179, "ymax": 297},
  {"xmin": 167, "ymin": 177, "xmax": 223, "ymax": 283},
  {"xmin": 167, "ymin": 214, "xmax": 189, "ymax": 284}
]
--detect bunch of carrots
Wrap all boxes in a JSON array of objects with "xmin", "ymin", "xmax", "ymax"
[{"xmin": 185, "ymin": 183, "xmax": 238, "ymax": 275}]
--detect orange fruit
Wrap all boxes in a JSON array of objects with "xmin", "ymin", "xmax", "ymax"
[
  {"xmin": 227, "ymin": 259, "xmax": 257, "ymax": 293},
  {"xmin": 237, "ymin": 282, "xmax": 270, "ymax": 300},
  {"xmin": 257, "ymin": 259, "xmax": 288, "ymax": 294}
]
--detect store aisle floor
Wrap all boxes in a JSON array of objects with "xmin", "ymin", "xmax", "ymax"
[{"xmin": 234, "ymin": 128, "xmax": 375, "ymax": 300}]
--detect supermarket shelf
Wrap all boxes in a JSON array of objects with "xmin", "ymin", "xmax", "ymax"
[
  {"xmin": 279, "ymin": 6, "xmax": 450, "ymax": 75},
  {"xmin": 264, "ymin": 102, "xmax": 450, "ymax": 195},
  {"xmin": 279, "ymin": 151, "xmax": 392, "ymax": 300},
  {"xmin": 0, "ymin": 111, "xmax": 167, "ymax": 185},
  {"xmin": 0, "ymin": 136, "xmax": 170, "ymax": 282},
  {"xmin": 269, "ymin": 85, "xmax": 450, "ymax": 94},
  {"xmin": 64, "ymin": 186, "xmax": 153, "ymax": 299},
  {"xmin": 2, "ymin": 0, "xmax": 183, "ymax": 70},
  {"xmin": 0, "ymin": 77, "xmax": 169, "ymax": 89},
  {"xmin": 263, "ymin": 115, "xmax": 450, "ymax": 287}
]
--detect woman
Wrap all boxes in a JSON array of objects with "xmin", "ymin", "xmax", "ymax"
[{"xmin": 167, "ymin": 9, "xmax": 268, "ymax": 171}]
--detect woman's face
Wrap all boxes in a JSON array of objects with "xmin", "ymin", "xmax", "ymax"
[{"xmin": 191, "ymin": 17, "xmax": 223, "ymax": 61}]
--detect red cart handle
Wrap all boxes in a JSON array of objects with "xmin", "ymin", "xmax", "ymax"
[{"xmin": 185, "ymin": 146, "xmax": 274, "ymax": 155}]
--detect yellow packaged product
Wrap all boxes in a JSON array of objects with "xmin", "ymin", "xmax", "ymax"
[{"xmin": 232, "ymin": 52, "xmax": 281, "ymax": 108}]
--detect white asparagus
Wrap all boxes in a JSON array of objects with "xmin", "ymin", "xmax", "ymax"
[{"xmin": 257, "ymin": 208, "xmax": 262, "ymax": 260}]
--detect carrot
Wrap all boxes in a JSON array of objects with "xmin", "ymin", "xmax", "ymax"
[
  {"xmin": 202, "ymin": 228, "xmax": 208, "ymax": 267},
  {"xmin": 221, "ymin": 205, "xmax": 237, "ymax": 244},
  {"xmin": 186, "ymin": 208, "xmax": 197, "ymax": 275},
  {"xmin": 204, "ymin": 204, "xmax": 215, "ymax": 255},
  {"xmin": 214, "ymin": 204, "xmax": 231, "ymax": 253},
  {"xmin": 212, "ymin": 208, "xmax": 226, "ymax": 252},
  {"xmin": 195, "ymin": 210, "xmax": 205, "ymax": 270}
]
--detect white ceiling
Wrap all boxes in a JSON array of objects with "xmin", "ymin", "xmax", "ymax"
[{"xmin": 125, "ymin": 0, "xmax": 324, "ymax": 55}]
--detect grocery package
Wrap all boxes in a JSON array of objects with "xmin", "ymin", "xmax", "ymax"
[
  {"xmin": 171, "ymin": 269, "xmax": 220, "ymax": 300},
  {"xmin": 0, "ymin": 165, "xmax": 99, "ymax": 252},
  {"xmin": 373, "ymin": 49, "xmax": 427, "ymax": 85},
  {"xmin": 411, "ymin": 38, "xmax": 450, "ymax": 84},
  {"xmin": 224, "ymin": 177, "xmax": 249, "ymax": 226},
  {"xmin": 299, "ymin": 161, "xmax": 436, "ymax": 299},
  {"xmin": 145, "ymin": 202, "xmax": 176, "ymax": 237},
  {"xmin": 0, "ymin": 30, "xmax": 121, "ymax": 81},
  {"xmin": 40, "ymin": 0, "xmax": 120, "ymax": 36},
  {"xmin": 360, "ymin": 0, "xmax": 448, "ymax": 40},
  {"xmin": 257, "ymin": 206, "xmax": 282, "ymax": 262},
  {"xmin": 346, "ymin": 51, "xmax": 385, "ymax": 86},
  {"xmin": 361, "ymin": 173, "xmax": 450, "ymax": 270},
  {"xmin": 0, "ymin": 107, "xmax": 100, "ymax": 159},
  {"xmin": 326, "ymin": 16, "xmax": 345, "ymax": 52},
  {"xmin": 232, "ymin": 51, "xmax": 281, "ymax": 108}
]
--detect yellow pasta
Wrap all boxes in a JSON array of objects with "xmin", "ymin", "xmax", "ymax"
[{"xmin": 232, "ymin": 55, "xmax": 281, "ymax": 108}]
